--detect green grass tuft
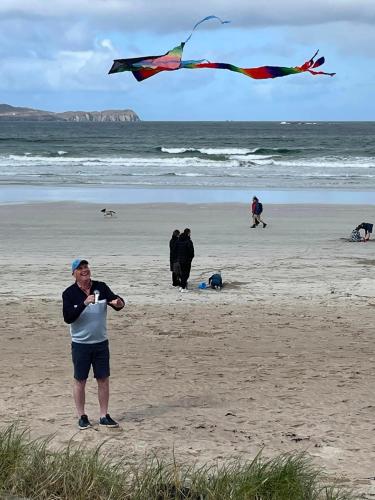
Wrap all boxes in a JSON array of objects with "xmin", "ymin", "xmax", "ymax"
[{"xmin": 0, "ymin": 424, "xmax": 354, "ymax": 500}]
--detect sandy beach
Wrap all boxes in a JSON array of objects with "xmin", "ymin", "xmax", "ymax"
[{"xmin": 1, "ymin": 201, "xmax": 374, "ymax": 496}]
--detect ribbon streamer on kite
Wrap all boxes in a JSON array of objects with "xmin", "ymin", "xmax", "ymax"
[{"xmin": 108, "ymin": 16, "xmax": 335, "ymax": 82}]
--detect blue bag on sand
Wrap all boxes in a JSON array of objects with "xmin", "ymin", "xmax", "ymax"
[{"xmin": 198, "ymin": 282, "xmax": 207, "ymax": 289}]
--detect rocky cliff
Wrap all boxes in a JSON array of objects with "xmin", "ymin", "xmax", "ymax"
[
  {"xmin": 58, "ymin": 110, "xmax": 139, "ymax": 122},
  {"xmin": 0, "ymin": 104, "xmax": 140, "ymax": 122}
]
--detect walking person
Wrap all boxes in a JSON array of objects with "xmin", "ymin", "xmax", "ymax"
[
  {"xmin": 62, "ymin": 259, "xmax": 125, "ymax": 430},
  {"xmin": 250, "ymin": 196, "xmax": 267, "ymax": 228},
  {"xmin": 169, "ymin": 229, "xmax": 181, "ymax": 287},
  {"xmin": 176, "ymin": 228, "xmax": 194, "ymax": 292}
]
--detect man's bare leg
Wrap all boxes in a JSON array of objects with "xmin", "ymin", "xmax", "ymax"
[
  {"xmin": 73, "ymin": 379, "xmax": 87, "ymax": 416},
  {"xmin": 97, "ymin": 377, "xmax": 109, "ymax": 417}
]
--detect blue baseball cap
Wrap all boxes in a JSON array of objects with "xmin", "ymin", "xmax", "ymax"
[{"xmin": 71, "ymin": 259, "xmax": 88, "ymax": 273}]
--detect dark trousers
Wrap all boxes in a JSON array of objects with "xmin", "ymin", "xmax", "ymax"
[
  {"xmin": 172, "ymin": 271, "xmax": 180, "ymax": 286},
  {"xmin": 179, "ymin": 261, "xmax": 191, "ymax": 289},
  {"xmin": 171, "ymin": 261, "xmax": 181, "ymax": 286}
]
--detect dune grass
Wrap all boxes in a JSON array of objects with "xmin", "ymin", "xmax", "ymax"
[{"xmin": 0, "ymin": 424, "xmax": 354, "ymax": 500}]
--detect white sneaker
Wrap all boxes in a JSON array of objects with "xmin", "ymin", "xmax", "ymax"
[{"xmin": 180, "ymin": 288, "xmax": 189, "ymax": 293}]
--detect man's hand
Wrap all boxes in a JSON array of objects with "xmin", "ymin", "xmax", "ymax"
[
  {"xmin": 109, "ymin": 297, "xmax": 125, "ymax": 309},
  {"xmin": 84, "ymin": 295, "xmax": 95, "ymax": 306}
]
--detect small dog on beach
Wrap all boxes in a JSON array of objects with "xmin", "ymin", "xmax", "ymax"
[{"xmin": 101, "ymin": 208, "xmax": 116, "ymax": 217}]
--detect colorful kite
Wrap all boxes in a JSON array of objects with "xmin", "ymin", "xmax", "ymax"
[{"xmin": 108, "ymin": 15, "xmax": 335, "ymax": 82}]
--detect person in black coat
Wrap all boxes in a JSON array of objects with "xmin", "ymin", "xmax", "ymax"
[
  {"xmin": 169, "ymin": 229, "xmax": 181, "ymax": 286},
  {"xmin": 176, "ymin": 228, "xmax": 194, "ymax": 292}
]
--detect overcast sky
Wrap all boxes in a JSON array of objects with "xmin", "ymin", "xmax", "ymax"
[{"xmin": 1, "ymin": 0, "xmax": 374, "ymax": 120}]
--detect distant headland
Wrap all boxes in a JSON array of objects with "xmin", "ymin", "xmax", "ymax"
[{"xmin": 0, "ymin": 104, "xmax": 140, "ymax": 122}]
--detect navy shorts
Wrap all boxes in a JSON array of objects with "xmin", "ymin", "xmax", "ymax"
[{"xmin": 71, "ymin": 340, "xmax": 110, "ymax": 380}]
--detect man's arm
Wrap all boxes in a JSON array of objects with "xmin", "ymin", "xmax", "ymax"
[
  {"xmin": 62, "ymin": 289, "xmax": 86, "ymax": 324},
  {"xmin": 109, "ymin": 297, "xmax": 125, "ymax": 310},
  {"xmin": 189, "ymin": 241, "xmax": 195, "ymax": 260},
  {"xmin": 102, "ymin": 283, "xmax": 125, "ymax": 311}
]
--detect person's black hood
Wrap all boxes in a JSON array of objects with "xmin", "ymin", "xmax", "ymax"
[
  {"xmin": 176, "ymin": 234, "xmax": 194, "ymax": 261},
  {"xmin": 179, "ymin": 233, "xmax": 190, "ymax": 241}
]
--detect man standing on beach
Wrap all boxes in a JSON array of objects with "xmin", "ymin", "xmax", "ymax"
[{"xmin": 62, "ymin": 259, "xmax": 125, "ymax": 430}]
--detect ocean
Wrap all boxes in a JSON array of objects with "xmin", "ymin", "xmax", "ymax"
[{"xmin": 0, "ymin": 121, "xmax": 374, "ymax": 204}]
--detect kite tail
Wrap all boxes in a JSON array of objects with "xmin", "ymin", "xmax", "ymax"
[
  {"xmin": 307, "ymin": 69, "xmax": 336, "ymax": 77},
  {"xmin": 309, "ymin": 50, "xmax": 320, "ymax": 63},
  {"xmin": 294, "ymin": 50, "xmax": 334, "ymax": 76},
  {"xmin": 184, "ymin": 15, "xmax": 230, "ymax": 44},
  {"xmin": 312, "ymin": 56, "xmax": 325, "ymax": 68}
]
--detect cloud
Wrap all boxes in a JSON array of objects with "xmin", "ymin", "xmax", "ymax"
[
  {"xmin": 0, "ymin": 43, "xmax": 129, "ymax": 93},
  {"xmin": 100, "ymin": 39, "xmax": 115, "ymax": 51},
  {"xmin": 1, "ymin": 0, "xmax": 374, "ymax": 119},
  {"xmin": 0, "ymin": 0, "xmax": 375, "ymax": 31},
  {"xmin": 1, "ymin": 1, "xmax": 374, "ymax": 59},
  {"xmin": 288, "ymin": 22, "xmax": 375, "ymax": 58}
]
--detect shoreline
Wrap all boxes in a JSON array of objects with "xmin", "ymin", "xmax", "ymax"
[
  {"xmin": 1, "ymin": 185, "xmax": 375, "ymax": 205},
  {"xmin": 2, "ymin": 201, "xmax": 374, "ymax": 301}
]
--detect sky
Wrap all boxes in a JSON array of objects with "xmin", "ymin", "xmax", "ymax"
[{"xmin": 1, "ymin": 0, "xmax": 374, "ymax": 120}]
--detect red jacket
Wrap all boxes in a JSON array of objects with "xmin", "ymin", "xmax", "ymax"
[{"xmin": 251, "ymin": 201, "xmax": 257, "ymax": 214}]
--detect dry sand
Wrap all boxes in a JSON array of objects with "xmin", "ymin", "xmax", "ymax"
[{"xmin": 1, "ymin": 202, "xmax": 375, "ymax": 496}]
